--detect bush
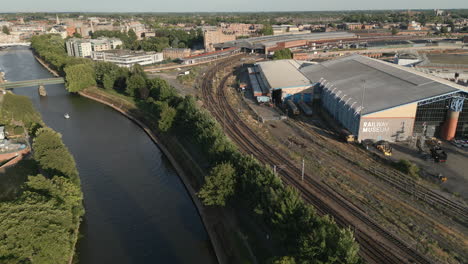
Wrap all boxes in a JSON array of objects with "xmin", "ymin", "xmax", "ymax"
[
  {"xmin": 13, "ymin": 126, "xmax": 24, "ymax": 135},
  {"xmin": 395, "ymin": 159, "xmax": 420, "ymax": 179}
]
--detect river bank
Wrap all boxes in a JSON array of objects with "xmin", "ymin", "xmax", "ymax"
[{"xmin": 0, "ymin": 91, "xmax": 84, "ymax": 264}]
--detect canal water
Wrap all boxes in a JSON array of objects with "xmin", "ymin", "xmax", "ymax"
[{"xmin": 0, "ymin": 47, "xmax": 216, "ymax": 264}]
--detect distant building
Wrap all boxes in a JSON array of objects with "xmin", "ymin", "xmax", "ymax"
[
  {"xmin": 408, "ymin": 21, "xmax": 422, "ymax": 31},
  {"xmin": 272, "ymin": 25, "xmax": 303, "ymax": 35},
  {"xmin": 48, "ymin": 26, "xmax": 68, "ymax": 39},
  {"xmin": 91, "ymin": 50, "xmax": 164, "ymax": 67},
  {"xmin": 162, "ymin": 48, "xmax": 191, "ymax": 59},
  {"xmin": 66, "ymin": 37, "xmax": 122, "ymax": 57},
  {"xmin": 0, "ymin": 33, "xmax": 20, "ymax": 44},
  {"xmin": 66, "ymin": 39, "xmax": 92, "ymax": 57},
  {"xmin": 203, "ymin": 28, "xmax": 236, "ymax": 52}
]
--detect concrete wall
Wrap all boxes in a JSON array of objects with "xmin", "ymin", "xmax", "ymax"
[
  {"xmin": 364, "ymin": 103, "xmax": 417, "ymax": 118},
  {"xmin": 359, "ymin": 104, "xmax": 418, "ymax": 142}
]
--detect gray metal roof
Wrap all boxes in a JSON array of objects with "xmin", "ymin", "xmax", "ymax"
[
  {"xmin": 256, "ymin": 60, "xmax": 312, "ymax": 90},
  {"xmin": 214, "ymin": 32, "xmax": 356, "ymax": 50},
  {"xmin": 300, "ymin": 55, "xmax": 467, "ymax": 115}
]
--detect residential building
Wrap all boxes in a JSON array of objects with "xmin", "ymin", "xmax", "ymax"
[
  {"xmin": 49, "ymin": 26, "xmax": 68, "ymax": 39},
  {"xmin": 66, "ymin": 39, "xmax": 92, "ymax": 57},
  {"xmin": 91, "ymin": 50, "xmax": 164, "ymax": 67},
  {"xmin": 66, "ymin": 37, "xmax": 122, "ymax": 57}
]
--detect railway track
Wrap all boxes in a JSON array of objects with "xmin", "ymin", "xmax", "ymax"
[
  {"xmin": 291, "ymin": 118, "xmax": 468, "ymax": 225},
  {"xmin": 199, "ymin": 56, "xmax": 434, "ymax": 264}
]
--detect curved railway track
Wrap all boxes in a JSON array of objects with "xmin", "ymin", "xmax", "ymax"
[{"xmin": 198, "ymin": 55, "xmax": 435, "ymax": 264}]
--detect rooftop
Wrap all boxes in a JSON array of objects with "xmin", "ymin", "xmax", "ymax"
[
  {"xmin": 97, "ymin": 49, "xmax": 160, "ymax": 57},
  {"xmin": 214, "ymin": 32, "xmax": 356, "ymax": 50},
  {"xmin": 300, "ymin": 55, "xmax": 467, "ymax": 115},
  {"xmin": 256, "ymin": 60, "xmax": 313, "ymax": 90}
]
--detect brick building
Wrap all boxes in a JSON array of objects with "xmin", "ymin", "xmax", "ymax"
[
  {"xmin": 162, "ymin": 48, "xmax": 191, "ymax": 59},
  {"xmin": 203, "ymin": 29, "xmax": 236, "ymax": 52}
]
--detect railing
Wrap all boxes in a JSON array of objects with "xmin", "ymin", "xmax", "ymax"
[{"xmin": 0, "ymin": 77, "xmax": 65, "ymax": 89}]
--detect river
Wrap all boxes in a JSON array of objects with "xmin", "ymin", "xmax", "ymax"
[{"xmin": 0, "ymin": 46, "xmax": 216, "ymax": 264}]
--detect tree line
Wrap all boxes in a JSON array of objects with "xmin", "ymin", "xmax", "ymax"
[
  {"xmin": 31, "ymin": 34, "xmax": 361, "ymax": 264},
  {"xmin": 90, "ymin": 28, "xmax": 203, "ymax": 51},
  {"xmin": 0, "ymin": 93, "xmax": 83, "ymax": 263}
]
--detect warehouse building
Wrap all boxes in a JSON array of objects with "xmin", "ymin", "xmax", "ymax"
[
  {"xmin": 256, "ymin": 55, "xmax": 468, "ymax": 142},
  {"xmin": 214, "ymin": 32, "xmax": 356, "ymax": 54},
  {"xmin": 254, "ymin": 60, "xmax": 315, "ymax": 104}
]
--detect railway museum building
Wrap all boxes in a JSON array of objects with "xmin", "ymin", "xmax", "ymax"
[{"xmin": 254, "ymin": 55, "xmax": 468, "ymax": 142}]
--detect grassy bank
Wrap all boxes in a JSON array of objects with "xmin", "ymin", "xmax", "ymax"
[{"xmin": 0, "ymin": 92, "xmax": 84, "ymax": 264}]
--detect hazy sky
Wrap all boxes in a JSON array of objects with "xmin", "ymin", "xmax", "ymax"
[{"xmin": 1, "ymin": 0, "xmax": 467, "ymax": 13}]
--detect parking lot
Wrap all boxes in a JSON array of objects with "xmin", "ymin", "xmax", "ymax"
[{"xmin": 391, "ymin": 141, "xmax": 468, "ymax": 199}]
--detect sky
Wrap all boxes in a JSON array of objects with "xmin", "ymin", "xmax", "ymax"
[{"xmin": 1, "ymin": 0, "xmax": 467, "ymax": 13}]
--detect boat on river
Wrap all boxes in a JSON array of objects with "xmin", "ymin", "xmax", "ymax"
[{"xmin": 64, "ymin": 113, "xmax": 70, "ymax": 119}]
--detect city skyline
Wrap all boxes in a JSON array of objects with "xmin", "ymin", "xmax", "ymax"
[{"xmin": 1, "ymin": 0, "xmax": 467, "ymax": 13}]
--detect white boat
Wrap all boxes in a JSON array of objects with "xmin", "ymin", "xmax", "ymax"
[{"xmin": 64, "ymin": 113, "xmax": 70, "ymax": 119}]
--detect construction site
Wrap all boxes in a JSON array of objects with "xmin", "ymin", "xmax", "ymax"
[{"xmin": 192, "ymin": 46, "xmax": 468, "ymax": 264}]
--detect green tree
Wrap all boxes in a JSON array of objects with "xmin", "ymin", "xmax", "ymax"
[
  {"xmin": 273, "ymin": 48, "xmax": 292, "ymax": 60},
  {"xmin": 391, "ymin": 27, "xmax": 399, "ymax": 35},
  {"xmin": 2, "ymin": 25, "xmax": 10, "ymax": 35},
  {"xmin": 126, "ymin": 74, "xmax": 146, "ymax": 97},
  {"xmin": 33, "ymin": 127, "xmax": 79, "ymax": 182},
  {"xmin": 0, "ymin": 93, "xmax": 42, "ymax": 129},
  {"xmin": 72, "ymin": 32, "xmax": 82, "ymax": 38},
  {"xmin": 440, "ymin": 26, "xmax": 449, "ymax": 34},
  {"xmin": 260, "ymin": 24, "xmax": 274, "ymax": 35},
  {"xmin": 102, "ymin": 73, "xmax": 115, "ymax": 90},
  {"xmin": 155, "ymin": 101, "xmax": 176, "ymax": 132},
  {"xmin": 148, "ymin": 78, "xmax": 176, "ymax": 101},
  {"xmin": 198, "ymin": 162, "xmax": 236, "ymax": 206},
  {"xmin": 64, "ymin": 63, "xmax": 96, "ymax": 92},
  {"xmin": 271, "ymin": 256, "xmax": 296, "ymax": 264}
]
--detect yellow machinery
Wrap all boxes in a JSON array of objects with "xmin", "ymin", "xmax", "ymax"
[{"xmin": 375, "ymin": 141, "xmax": 392, "ymax": 156}]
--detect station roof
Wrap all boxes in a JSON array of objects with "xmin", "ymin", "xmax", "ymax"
[
  {"xmin": 214, "ymin": 32, "xmax": 356, "ymax": 50},
  {"xmin": 300, "ymin": 54, "xmax": 467, "ymax": 115},
  {"xmin": 256, "ymin": 60, "xmax": 313, "ymax": 90}
]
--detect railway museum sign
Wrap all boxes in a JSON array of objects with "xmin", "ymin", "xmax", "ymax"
[
  {"xmin": 359, "ymin": 118, "xmax": 415, "ymax": 142},
  {"xmin": 362, "ymin": 121, "xmax": 390, "ymax": 133}
]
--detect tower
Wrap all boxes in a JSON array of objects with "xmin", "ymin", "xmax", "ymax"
[{"xmin": 56, "ymin": 14, "xmax": 60, "ymax": 25}]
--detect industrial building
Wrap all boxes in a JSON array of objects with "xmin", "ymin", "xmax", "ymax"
[
  {"xmin": 254, "ymin": 60, "xmax": 315, "ymax": 103},
  {"xmin": 214, "ymin": 32, "xmax": 356, "ymax": 54},
  {"xmin": 180, "ymin": 47, "xmax": 240, "ymax": 65},
  {"xmin": 254, "ymin": 55, "xmax": 468, "ymax": 142},
  {"xmin": 91, "ymin": 49, "xmax": 163, "ymax": 68}
]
